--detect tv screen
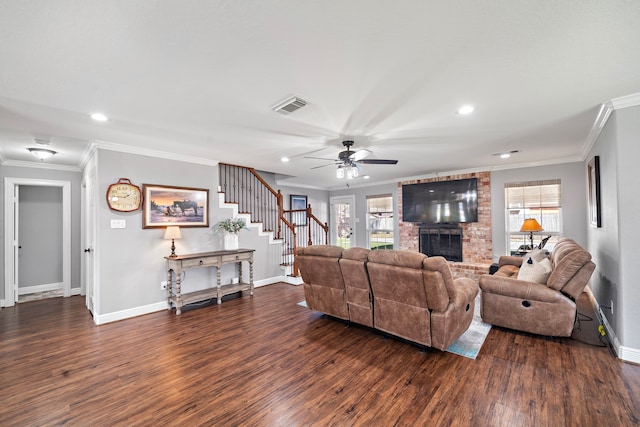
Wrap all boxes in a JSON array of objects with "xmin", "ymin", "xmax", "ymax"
[{"xmin": 402, "ymin": 178, "xmax": 478, "ymax": 224}]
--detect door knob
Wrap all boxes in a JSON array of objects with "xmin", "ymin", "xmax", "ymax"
[{"xmin": 84, "ymin": 248, "xmax": 92, "ymax": 253}]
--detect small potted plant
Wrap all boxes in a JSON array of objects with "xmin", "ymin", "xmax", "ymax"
[{"xmin": 213, "ymin": 217, "xmax": 247, "ymax": 250}]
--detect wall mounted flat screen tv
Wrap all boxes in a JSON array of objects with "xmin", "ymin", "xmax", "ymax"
[{"xmin": 402, "ymin": 178, "xmax": 478, "ymax": 224}]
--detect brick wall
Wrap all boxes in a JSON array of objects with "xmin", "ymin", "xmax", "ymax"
[{"xmin": 398, "ymin": 171, "xmax": 493, "ymax": 264}]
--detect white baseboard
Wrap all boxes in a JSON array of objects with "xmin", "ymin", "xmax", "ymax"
[
  {"xmin": 585, "ymin": 287, "xmax": 640, "ymax": 364},
  {"xmin": 94, "ymin": 301, "xmax": 169, "ymax": 325},
  {"xmin": 18, "ymin": 282, "xmax": 63, "ymax": 295},
  {"xmin": 255, "ymin": 275, "xmax": 303, "ymax": 287}
]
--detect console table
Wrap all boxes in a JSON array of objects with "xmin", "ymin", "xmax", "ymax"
[{"xmin": 165, "ymin": 249, "xmax": 255, "ymax": 315}]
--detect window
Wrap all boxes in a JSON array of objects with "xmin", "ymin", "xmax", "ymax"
[
  {"xmin": 505, "ymin": 180, "xmax": 561, "ymax": 255},
  {"xmin": 366, "ymin": 195, "xmax": 394, "ymax": 250}
]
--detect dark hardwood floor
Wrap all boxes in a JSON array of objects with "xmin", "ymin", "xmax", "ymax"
[{"xmin": 1, "ymin": 283, "xmax": 638, "ymax": 426}]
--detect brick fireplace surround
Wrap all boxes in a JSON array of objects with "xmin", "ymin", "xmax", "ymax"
[{"xmin": 398, "ymin": 171, "xmax": 493, "ymax": 281}]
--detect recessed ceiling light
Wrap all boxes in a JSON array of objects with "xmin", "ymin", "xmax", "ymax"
[
  {"xmin": 457, "ymin": 105, "xmax": 474, "ymax": 115},
  {"xmin": 363, "ymin": 175, "xmax": 370, "ymax": 180},
  {"xmin": 280, "ymin": 157, "xmax": 289, "ymax": 162},
  {"xmin": 493, "ymin": 150, "xmax": 519, "ymax": 159},
  {"xmin": 91, "ymin": 113, "xmax": 108, "ymax": 122}
]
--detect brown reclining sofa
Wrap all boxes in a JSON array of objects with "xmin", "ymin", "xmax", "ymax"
[
  {"xmin": 295, "ymin": 245, "xmax": 478, "ymax": 350},
  {"xmin": 479, "ymin": 238, "xmax": 595, "ymax": 337}
]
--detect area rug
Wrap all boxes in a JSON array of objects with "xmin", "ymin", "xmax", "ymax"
[
  {"xmin": 444, "ymin": 294, "xmax": 492, "ymax": 359},
  {"xmin": 296, "ymin": 294, "xmax": 491, "ymax": 360}
]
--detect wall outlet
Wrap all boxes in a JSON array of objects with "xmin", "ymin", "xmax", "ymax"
[{"xmin": 160, "ymin": 281, "xmax": 167, "ymax": 290}]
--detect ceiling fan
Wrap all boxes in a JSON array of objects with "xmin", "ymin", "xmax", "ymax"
[{"xmin": 305, "ymin": 140, "xmax": 398, "ymax": 178}]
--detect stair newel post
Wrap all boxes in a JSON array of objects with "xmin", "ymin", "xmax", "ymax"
[
  {"xmin": 307, "ymin": 204, "xmax": 313, "ymax": 246},
  {"xmin": 277, "ymin": 190, "xmax": 283, "ymax": 240},
  {"xmin": 324, "ymin": 222, "xmax": 329, "ymax": 244}
]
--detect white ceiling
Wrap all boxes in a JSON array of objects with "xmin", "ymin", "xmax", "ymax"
[{"xmin": 1, "ymin": 1, "xmax": 639, "ymax": 189}]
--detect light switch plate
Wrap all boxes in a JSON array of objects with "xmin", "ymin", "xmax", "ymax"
[{"xmin": 111, "ymin": 219, "xmax": 126, "ymax": 229}]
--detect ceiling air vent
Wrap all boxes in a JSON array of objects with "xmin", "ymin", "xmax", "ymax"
[{"xmin": 271, "ymin": 96, "xmax": 308, "ymax": 115}]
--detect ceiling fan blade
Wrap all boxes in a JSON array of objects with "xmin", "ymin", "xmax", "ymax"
[
  {"xmin": 310, "ymin": 163, "xmax": 336, "ymax": 170},
  {"xmin": 304, "ymin": 156, "xmax": 336, "ymax": 161},
  {"xmin": 358, "ymin": 159, "xmax": 398, "ymax": 165},
  {"xmin": 350, "ymin": 149, "xmax": 372, "ymax": 161}
]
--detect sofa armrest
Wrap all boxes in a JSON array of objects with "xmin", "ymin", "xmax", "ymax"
[
  {"xmin": 498, "ymin": 256, "xmax": 523, "ymax": 268},
  {"xmin": 451, "ymin": 277, "xmax": 478, "ymax": 308},
  {"xmin": 479, "ymin": 275, "xmax": 565, "ymax": 304}
]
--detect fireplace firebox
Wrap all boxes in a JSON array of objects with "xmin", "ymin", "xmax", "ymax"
[{"xmin": 419, "ymin": 226, "xmax": 462, "ymax": 262}]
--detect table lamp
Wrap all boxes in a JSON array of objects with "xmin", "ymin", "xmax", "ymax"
[
  {"xmin": 164, "ymin": 226, "xmax": 182, "ymax": 258},
  {"xmin": 520, "ymin": 218, "xmax": 543, "ymax": 251}
]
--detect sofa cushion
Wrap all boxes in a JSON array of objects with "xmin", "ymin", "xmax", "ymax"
[
  {"xmin": 367, "ymin": 249, "xmax": 426, "ymax": 269},
  {"xmin": 517, "ymin": 256, "xmax": 552, "ymax": 284}
]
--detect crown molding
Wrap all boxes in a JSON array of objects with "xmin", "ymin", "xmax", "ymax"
[
  {"xmin": 84, "ymin": 140, "xmax": 220, "ymax": 168},
  {"xmin": 582, "ymin": 103, "xmax": 614, "ymax": 160},
  {"xmin": 608, "ymin": 92, "xmax": 640, "ymax": 110},
  {"xmin": 1, "ymin": 159, "xmax": 81, "ymax": 172},
  {"xmin": 582, "ymin": 92, "xmax": 640, "ymax": 160},
  {"xmin": 0, "ymin": 146, "xmax": 6, "ymax": 164}
]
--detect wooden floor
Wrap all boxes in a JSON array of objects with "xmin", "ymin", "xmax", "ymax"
[{"xmin": 1, "ymin": 283, "xmax": 638, "ymax": 426}]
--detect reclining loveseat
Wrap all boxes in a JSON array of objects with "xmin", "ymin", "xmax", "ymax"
[{"xmin": 479, "ymin": 238, "xmax": 595, "ymax": 337}]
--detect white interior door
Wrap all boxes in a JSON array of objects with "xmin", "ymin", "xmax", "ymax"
[
  {"xmin": 82, "ymin": 171, "xmax": 96, "ymax": 314},
  {"xmin": 12, "ymin": 185, "xmax": 19, "ymax": 302},
  {"xmin": 330, "ymin": 195, "xmax": 356, "ymax": 248}
]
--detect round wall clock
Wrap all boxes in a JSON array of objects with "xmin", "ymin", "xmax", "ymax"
[{"xmin": 106, "ymin": 178, "xmax": 142, "ymax": 212}]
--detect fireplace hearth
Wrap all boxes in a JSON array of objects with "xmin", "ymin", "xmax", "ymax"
[{"xmin": 419, "ymin": 226, "xmax": 463, "ymax": 262}]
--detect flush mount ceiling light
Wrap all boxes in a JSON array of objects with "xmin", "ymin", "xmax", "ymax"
[
  {"xmin": 90, "ymin": 112, "xmax": 108, "ymax": 122},
  {"xmin": 457, "ymin": 105, "xmax": 475, "ymax": 115},
  {"xmin": 28, "ymin": 148, "xmax": 57, "ymax": 160}
]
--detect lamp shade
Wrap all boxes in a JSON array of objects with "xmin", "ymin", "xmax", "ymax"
[
  {"xmin": 520, "ymin": 218, "xmax": 543, "ymax": 232},
  {"xmin": 164, "ymin": 226, "xmax": 182, "ymax": 240}
]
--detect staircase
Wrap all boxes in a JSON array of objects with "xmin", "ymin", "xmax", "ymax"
[{"xmin": 218, "ymin": 163, "xmax": 328, "ymax": 276}]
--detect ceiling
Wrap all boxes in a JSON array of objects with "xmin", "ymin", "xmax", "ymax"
[{"xmin": 1, "ymin": 1, "xmax": 639, "ymax": 189}]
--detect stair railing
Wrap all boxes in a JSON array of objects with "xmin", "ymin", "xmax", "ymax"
[{"xmin": 219, "ymin": 163, "xmax": 328, "ymax": 276}]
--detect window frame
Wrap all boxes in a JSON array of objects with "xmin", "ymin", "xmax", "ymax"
[
  {"xmin": 366, "ymin": 194, "xmax": 394, "ymax": 250},
  {"xmin": 504, "ymin": 180, "xmax": 562, "ymax": 255}
]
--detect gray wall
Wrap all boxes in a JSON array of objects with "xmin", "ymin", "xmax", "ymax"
[
  {"xmin": 0, "ymin": 165, "xmax": 82, "ymax": 301},
  {"xmin": 18, "ymin": 186, "xmax": 63, "ymax": 287},
  {"xmin": 329, "ymin": 182, "xmax": 399, "ymax": 248},
  {"xmin": 95, "ymin": 150, "xmax": 286, "ymax": 316},
  {"xmin": 587, "ymin": 105, "xmax": 640, "ymax": 352},
  {"xmin": 490, "ymin": 162, "xmax": 588, "ymax": 262}
]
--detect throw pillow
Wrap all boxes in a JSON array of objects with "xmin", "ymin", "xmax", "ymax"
[
  {"xmin": 517, "ymin": 256, "xmax": 553, "ymax": 284},
  {"xmin": 525, "ymin": 248, "xmax": 547, "ymax": 263}
]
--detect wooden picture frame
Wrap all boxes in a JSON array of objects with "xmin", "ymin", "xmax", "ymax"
[
  {"xmin": 588, "ymin": 156, "xmax": 601, "ymax": 228},
  {"xmin": 142, "ymin": 184, "xmax": 209, "ymax": 228},
  {"xmin": 290, "ymin": 194, "xmax": 308, "ymax": 226}
]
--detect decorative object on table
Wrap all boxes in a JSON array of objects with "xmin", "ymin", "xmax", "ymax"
[
  {"xmin": 588, "ymin": 155, "xmax": 602, "ymax": 228},
  {"xmin": 106, "ymin": 178, "xmax": 142, "ymax": 212},
  {"xmin": 213, "ymin": 217, "xmax": 247, "ymax": 250},
  {"xmin": 142, "ymin": 184, "xmax": 209, "ymax": 228},
  {"xmin": 164, "ymin": 226, "xmax": 182, "ymax": 258},
  {"xmin": 290, "ymin": 194, "xmax": 308, "ymax": 226},
  {"xmin": 520, "ymin": 218, "xmax": 543, "ymax": 251}
]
